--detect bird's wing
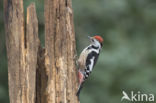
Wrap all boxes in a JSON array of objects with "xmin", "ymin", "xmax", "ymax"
[
  {"xmin": 78, "ymin": 48, "xmax": 90, "ymax": 71},
  {"xmin": 85, "ymin": 51, "xmax": 99, "ymax": 70}
]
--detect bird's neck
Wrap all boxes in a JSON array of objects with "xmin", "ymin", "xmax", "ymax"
[
  {"xmin": 91, "ymin": 41, "xmax": 101, "ymax": 50},
  {"xmin": 90, "ymin": 45, "xmax": 100, "ymax": 49}
]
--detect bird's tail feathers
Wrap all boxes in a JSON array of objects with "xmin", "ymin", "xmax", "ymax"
[{"xmin": 76, "ymin": 84, "xmax": 83, "ymax": 100}]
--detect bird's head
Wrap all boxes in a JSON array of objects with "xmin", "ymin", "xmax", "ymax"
[{"xmin": 88, "ymin": 35, "xmax": 103, "ymax": 47}]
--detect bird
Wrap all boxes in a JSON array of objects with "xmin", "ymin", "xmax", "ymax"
[{"xmin": 76, "ymin": 35, "xmax": 103, "ymax": 99}]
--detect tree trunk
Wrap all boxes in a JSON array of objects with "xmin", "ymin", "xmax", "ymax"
[
  {"xmin": 44, "ymin": 0, "xmax": 78, "ymax": 102},
  {"xmin": 4, "ymin": 0, "xmax": 79, "ymax": 103},
  {"xmin": 4, "ymin": 1, "xmax": 39, "ymax": 103}
]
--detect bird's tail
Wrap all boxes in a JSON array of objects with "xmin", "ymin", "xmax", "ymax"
[{"xmin": 76, "ymin": 84, "xmax": 83, "ymax": 100}]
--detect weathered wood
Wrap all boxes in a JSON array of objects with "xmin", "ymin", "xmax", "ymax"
[
  {"xmin": 66, "ymin": 2, "xmax": 79, "ymax": 103},
  {"xmin": 4, "ymin": 0, "xmax": 78, "ymax": 103},
  {"xmin": 4, "ymin": 1, "xmax": 39, "ymax": 103},
  {"xmin": 44, "ymin": 0, "xmax": 79, "ymax": 103},
  {"xmin": 4, "ymin": 0, "xmax": 25, "ymax": 103},
  {"xmin": 36, "ymin": 46, "xmax": 46, "ymax": 103},
  {"xmin": 26, "ymin": 4, "xmax": 39, "ymax": 103}
]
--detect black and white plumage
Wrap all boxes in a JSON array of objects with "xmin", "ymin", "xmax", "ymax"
[
  {"xmin": 84, "ymin": 46, "xmax": 99, "ymax": 79},
  {"xmin": 76, "ymin": 35, "xmax": 103, "ymax": 99}
]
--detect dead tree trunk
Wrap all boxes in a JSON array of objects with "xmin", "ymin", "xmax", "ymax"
[
  {"xmin": 4, "ymin": 1, "xmax": 39, "ymax": 103},
  {"xmin": 4, "ymin": 0, "xmax": 79, "ymax": 103},
  {"xmin": 44, "ymin": 0, "xmax": 78, "ymax": 103}
]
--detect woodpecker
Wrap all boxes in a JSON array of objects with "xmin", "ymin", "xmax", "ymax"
[{"xmin": 76, "ymin": 35, "xmax": 103, "ymax": 99}]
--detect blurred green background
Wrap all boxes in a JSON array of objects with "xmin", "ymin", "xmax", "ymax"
[{"xmin": 0, "ymin": 0, "xmax": 156, "ymax": 103}]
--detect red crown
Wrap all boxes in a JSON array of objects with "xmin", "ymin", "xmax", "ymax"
[{"xmin": 93, "ymin": 35, "xmax": 103, "ymax": 43}]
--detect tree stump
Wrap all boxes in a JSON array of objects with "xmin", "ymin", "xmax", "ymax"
[{"xmin": 4, "ymin": 0, "xmax": 79, "ymax": 103}]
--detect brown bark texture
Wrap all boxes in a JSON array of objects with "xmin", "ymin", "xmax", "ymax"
[
  {"xmin": 44, "ymin": 0, "xmax": 79, "ymax": 103},
  {"xmin": 4, "ymin": 0, "xmax": 79, "ymax": 103}
]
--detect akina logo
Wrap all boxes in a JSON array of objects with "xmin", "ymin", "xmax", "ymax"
[{"xmin": 121, "ymin": 91, "xmax": 155, "ymax": 102}]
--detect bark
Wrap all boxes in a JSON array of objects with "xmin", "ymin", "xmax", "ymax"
[
  {"xmin": 44, "ymin": 0, "xmax": 79, "ymax": 103},
  {"xmin": 4, "ymin": 0, "xmax": 78, "ymax": 103},
  {"xmin": 4, "ymin": 0, "xmax": 25, "ymax": 103},
  {"xmin": 4, "ymin": 1, "xmax": 39, "ymax": 103},
  {"xmin": 26, "ymin": 4, "xmax": 39, "ymax": 103}
]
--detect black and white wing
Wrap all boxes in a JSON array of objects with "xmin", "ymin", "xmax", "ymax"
[{"xmin": 84, "ymin": 50, "xmax": 99, "ymax": 79}]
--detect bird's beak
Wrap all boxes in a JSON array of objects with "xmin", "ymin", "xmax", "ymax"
[
  {"xmin": 88, "ymin": 36, "xmax": 91, "ymax": 39},
  {"xmin": 88, "ymin": 36, "xmax": 93, "ymax": 41}
]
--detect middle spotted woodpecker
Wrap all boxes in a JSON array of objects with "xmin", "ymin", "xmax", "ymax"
[{"xmin": 76, "ymin": 35, "xmax": 103, "ymax": 99}]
